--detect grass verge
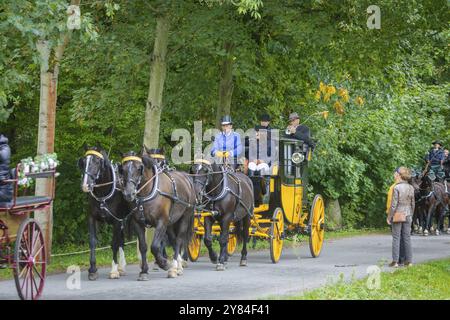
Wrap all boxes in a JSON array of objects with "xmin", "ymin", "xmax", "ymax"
[
  {"xmin": 0, "ymin": 227, "xmax": 387, "ymax": 281},
  {"xmin": 278, "ymin": 258, "xmax": 450, "ymax": 300}
]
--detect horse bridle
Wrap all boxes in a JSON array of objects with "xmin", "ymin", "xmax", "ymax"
[
  {"xmin": 82, "ymin": 150, "xmax": 118, "ymax": 203},
  {"xmin": 121, "ymin": 156, "xmax": 144, "ymax": 194},
  {"xmin": 83, "ymin": 150, "xmax": 103, "ymax": 181},
  {"xmin": 192, "ymin": 163, "xmax": 213, "ymax": 205}
]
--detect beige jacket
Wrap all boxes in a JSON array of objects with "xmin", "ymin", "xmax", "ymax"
[{"xmin": 388, "ymin": 181, "xmax": 415, "ymax": 222}]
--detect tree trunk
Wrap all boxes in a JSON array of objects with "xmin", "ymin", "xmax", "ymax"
[
  {"xmin": 35, "ymin": 40, "xmax": 55, "ymax": 261},
  {"xmin": 215, "ymin": 42, "xmax": 235, "ymax": 129},
  {"xmin": 34, "ymin": 1, "xmax": 79, "ymax": 260},
  {"xmin": 141, "ymin": 15, "xmax": 170, "ymax": 256},
  {"xmin": 143, "ymin": 15, "xmax": 170, "ymax": 149}
]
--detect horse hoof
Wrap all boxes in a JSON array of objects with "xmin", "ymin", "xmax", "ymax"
[
  {"xmin": 137, "ymin": 273, "xmax": 150, "ymax": 281},
  {"xmin": 177, "ymin": 268, "xmax": 184, "ymax": 276},
  {"xmin": 159, "ymin": 262, "xmax": 170, "ymax": 271},
  {"xmin": 436, "ymin": 230, "xmax": 440, "ymax": 236},
  {"xmin": 447, "ymin": 229, "xmax": 450, "ymax": 234},
  {"xmin": 119, "ymin": 270, "xmax": 127, "ymax": 276},
  {"xmin": 181, "ymin": 260, "xmax": 188, "ymax": 268},
  {"xmin": 88, "ymin": 272, "xmax": 98, "ymax": 281},
  {"xmin": 216, "ymin": 263, "xmax": 225, "ymax": 271},
  {"xmin": 109, "ymin": 271, "xmax": 120, "ymax": 279},
  {"xmin": 240, "ymin": 259, "xmax": 247, "ymax": 267},
  {"xmin": 168, "ymin": 269, "xmax": 178, "ymax": 278}
]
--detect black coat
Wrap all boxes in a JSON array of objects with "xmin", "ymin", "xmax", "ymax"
[
  {"xmin": 0, "ymin": 134, "xmax": 12, "ymax": 202},
  {"xmin": 244, "ymin": 126, "xmax": 274, "ymax": 164},
  {"xmin": 291, "ymin": 125, "xmax": 312, "ymax": 146}
]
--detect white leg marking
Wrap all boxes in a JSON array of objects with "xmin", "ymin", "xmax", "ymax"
[
  {"xmin": 177, "ymin": 254, "xmax": 184, "ymax": 275},
  {"xmin": 118, "ymin": 247, "xmax": 127, "ymax": 275},
  {"xmin": 109, "ymin": 260, "xmax": 120, "ymax": 279},
  {"xmin": 167, "ymin": 259, "xmax": 178, "ymax": 278}
]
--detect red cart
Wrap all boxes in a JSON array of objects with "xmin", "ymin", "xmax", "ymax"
[{"xmin": 0, "ymin": 165, "xmax": 56, "ymax": 300}]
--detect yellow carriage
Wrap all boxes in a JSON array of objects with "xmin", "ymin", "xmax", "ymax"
[{"xmin": 188, "ymin": 136, "xmax": 325, "ymax": 263}]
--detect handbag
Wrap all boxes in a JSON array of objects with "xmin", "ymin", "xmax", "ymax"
[{"xmin": 393, "ymin": 211, "xmax": 407, "ymax": 223}]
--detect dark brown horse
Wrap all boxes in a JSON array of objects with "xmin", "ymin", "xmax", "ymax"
[
  {"xmin": 410, "ymin": 170, "xmax": 424, "ymax": 233},
  {"xmin": 190, "ymin": 160, "xmax": 253, "ymax": 271},
  {"xmin": 120, "ymin": 152, "xmax": 195, "ymax": 280},
  {"xmin": 418, "ymin": 172, "xmax": 447, "ymax": 235},
  {"xmin": 433, "ymin": 182, "xmax": 449, "ymax": 234},
  {"xmin": 78, "ymin": 145, "xmax": 131, "ymax": 280}
]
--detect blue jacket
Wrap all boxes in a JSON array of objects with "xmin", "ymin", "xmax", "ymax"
[
  {"xmin": 211, "ymin": 131, "xmax": 242, "ymax": 158},
  {"xmin": 426, "ymin": 148, "xmax": 444, "ymax": 165}
]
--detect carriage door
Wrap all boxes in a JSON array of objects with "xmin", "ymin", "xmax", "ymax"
[{"xmin": 281, "ymin": 141, "xmax": 303, "ymax": 225}]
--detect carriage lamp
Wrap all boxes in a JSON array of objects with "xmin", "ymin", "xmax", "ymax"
[{"xmin": 291, "ymin": 152, "xmax": 305, "ymax": 164}]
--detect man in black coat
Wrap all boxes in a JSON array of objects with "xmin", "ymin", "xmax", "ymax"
[
  {"xmin": 285, "ymin": 112, "xmax": 312, "ymax": 146},
  {"xmin": 0, "ymin": 134, "xmax": 12, "ymax": 203}
]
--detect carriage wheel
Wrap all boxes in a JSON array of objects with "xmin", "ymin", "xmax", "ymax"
[
  {"xmin": 309, "ymin": 194, "xmax": 325, "ymax": 258},
  {"xmin": 13, "ymin": 218, "xmax": 46, "ymax": 300},
  {"xmin": 270, "ymin": 208, "xmax": 284, "ymax": 263},
  {"xmin": 187, "ymin": 234, "xmax": 202, "ymax": 262},
  {"xmin": 227, "ymin": 233, "xmax": 237, "ymax": 256}
]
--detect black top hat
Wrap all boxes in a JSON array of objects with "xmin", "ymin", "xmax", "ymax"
[
  {"xmin": 221, "ymin": 115, "xmax": 232, "ymax": 125},
  {"xmin": 259, "ymin": 114, "xmax": 271, "ymax": 122}
]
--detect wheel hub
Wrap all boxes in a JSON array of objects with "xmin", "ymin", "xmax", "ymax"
[{"xmin": 27, "ymin": 256, "xmax": 35, "ymax": 267}]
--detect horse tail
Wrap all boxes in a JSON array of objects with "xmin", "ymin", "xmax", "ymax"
[
  {"xmin": 184, "ymin": 206, "xmax": 195, "ymax": 250},
  {"xmin": 235, "ymin": 176, "xmax": 253, "ymax": 246},
  {"xmin": 182, "ymin": 173, "xmax": 196, "ymax": 248},
  {"xmin": 234, "ymin": 214, "xmax": 251, "ymax": 246}
]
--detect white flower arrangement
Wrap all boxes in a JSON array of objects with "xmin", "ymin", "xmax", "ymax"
[{"xmin": 18, "ymin": 153, "xmax": 59, "ymax": 186}]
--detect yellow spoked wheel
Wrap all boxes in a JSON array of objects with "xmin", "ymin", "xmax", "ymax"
[
  {"xmin": 227, "ymin": 233, "xmax": 237, "ymax": 256},
  {"xmin": 309, "ymin": 194, "xmax": 325, "ymax": 258},
  {"xmin": 270, "ymin": 208, "xmax": 284, "ymax": 263},
  {"xmin": 187, "ymin": 234, "xmax": 202, "ymax": 262}
]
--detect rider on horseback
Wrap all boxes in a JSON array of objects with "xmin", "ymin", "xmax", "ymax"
[{"xmin": 425, "ymin": 140, "xmax": 445, "ymax": 181}]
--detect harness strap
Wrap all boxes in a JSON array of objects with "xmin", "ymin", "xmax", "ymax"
[
  {"xmin": 89, "ymin": 162, "xmax": 118, "ymax": 203},
  {"xmin": 134, "ymin": 167, "xmax": 193, "ymax": 226},
  {"xmin": 228, "ymin": 172, "xmax": 253, "ymax": 218},
  {"xmin": 99, "ymin": 201, "xmax": 132, "ymax": 230}
]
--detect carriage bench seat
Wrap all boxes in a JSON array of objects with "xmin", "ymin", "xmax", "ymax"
[{"xmin": 0, "ymin": 196, "xmax": 52, "ymax": 209}]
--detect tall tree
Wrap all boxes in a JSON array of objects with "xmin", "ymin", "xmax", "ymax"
[{"xmin": 2, "ymin": 0, "xmax": 98, "ymax": 256}]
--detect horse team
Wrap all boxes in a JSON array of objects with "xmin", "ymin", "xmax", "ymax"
[
  {"xmin": 411, "ymin": 169, "xmax": 450, "ymax": 236},
  {"xmin": 78, "ymin": 144, "xmax": 253, "ymax": 281}
]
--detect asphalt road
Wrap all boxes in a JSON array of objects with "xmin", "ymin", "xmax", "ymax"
[{"xmin": 0, "ymin": 234, "xmax": 449, "ymax": 300}]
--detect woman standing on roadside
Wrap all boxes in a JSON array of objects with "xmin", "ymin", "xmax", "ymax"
[{"xmin": 387, "ymin": 167, "xmax": 415, "ymax": 267}]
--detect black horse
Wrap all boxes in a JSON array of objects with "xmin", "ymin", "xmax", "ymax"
[
  {"xmin": 120, "ymin": 152, "xmax": 195, "ymax": 280},
  {"xmin": 78, "ymin": 145, "xmax": 131, "ymax": 280},
  {"xmin": 418, "ymin": 172, "xmax": 446, "ymax": 235},
  {"xmin": 190, "ymin": 160, "xmax": 253, "ymax": 271}
]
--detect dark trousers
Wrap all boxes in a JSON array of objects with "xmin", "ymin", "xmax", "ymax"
[{"xmin": 0, "ymin": 184, "xmax": 12, "ymax": 202}]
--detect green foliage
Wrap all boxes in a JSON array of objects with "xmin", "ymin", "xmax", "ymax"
[{"xmin": 1, "ymin": 0, "xmax": 448, "ymax": 243}]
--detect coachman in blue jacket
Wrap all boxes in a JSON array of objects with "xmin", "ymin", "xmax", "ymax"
[{"xmin": 211, "ymin": 115, "xmax": 242, "ymax": 167}]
